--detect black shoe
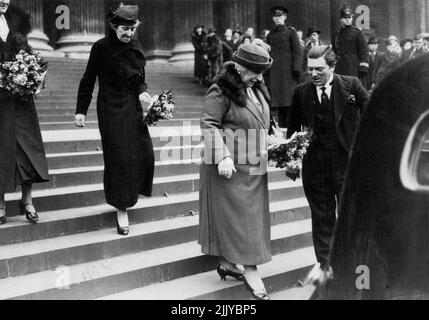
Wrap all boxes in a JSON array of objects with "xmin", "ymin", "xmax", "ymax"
[
  {"xmin": 0, "ymin": 206, "xmax": 6, "ymax": 225},
  {"xmin": 116, "ymin": 219, "xmax": 129, "ymax": 236},
  {"xmin": 19, "ymin": 202, "xmax": 39, "ymax": 224},
  {"xmin": 217, "ymin": 264, "xmax": 244, "ymax": 281},
  {"xmin": 243, "ymin": 276, "xmax": 270, "ymax": 300}
]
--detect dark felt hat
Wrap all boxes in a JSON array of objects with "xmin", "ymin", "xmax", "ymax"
[
  {"xmin": 208, "ymin": 27, "xmax": 217, "ymax": 34},
  {"xmin": 307, "ymin": 27, "xmax": 321, "ymax": 37},
  {"xmin": 339, "ymin": 4, "xmax": 353, "ymax": 18},
  {"xmin": 233, "ymin": 29, "xmax": 242, "ymax": 36},
  {"xmin": 232, "ymin": 43, "xmax": 273, "ymax": 74},
  {"xmin": 400, "ymin": 38, "xmax": 414, "ymax": 47},
  {"xmin": 110, "ymin": 4, "xmax": 139, "ymax": 26},
  {"xmin": 368, "ymin": 37, "xmax": 379, "ymax": 45},
  {"xmin": 270, "ymin": 5, "xmax": 288, "ymax": 16}
]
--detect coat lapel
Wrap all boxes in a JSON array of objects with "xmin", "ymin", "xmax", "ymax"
[
  {"xmin": 332, "ymin": 73, "xmax": 350, "ymax": 126},
  {"xmin": 244, "ymin": 88, "xmax": 270, "ymax": 129}
]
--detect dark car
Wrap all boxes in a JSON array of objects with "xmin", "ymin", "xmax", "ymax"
[{"xmin": 311, "ymin": 53, "xmax": 429, "ymax": 300}]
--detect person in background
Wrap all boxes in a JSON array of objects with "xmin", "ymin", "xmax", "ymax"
[
  {"xmin": 75, "ymin": 4, "xmax": 155, "ymax": 236},
  {"xmin": 240, "ymin": 34, "xmax": 252, "ymax": 46},
  {"xmin": 266, "ymin": 5, "xmax": 303, "ymax": 128},
  {"xmin": 0, "ymin": 0, "xmax": 49, "ymax": 225},
  {"xmin": 374, "ymin": 39, "xmax": 402, "ymax": 86},
  {"xmin": 191, "ymin": 24, "xmax": 208, "ymax": 85},
  {"xmin": 245, "ymin": 27, "xmax": 254, "ymax": 41},
  {"xmin": 232, "ymin": 29, "xmax": 242, "ymax": 52},
  {"xmin": 302, "ymin": 27, "xmax": 322, "ymax": 83},
  {"xmin": 296, "ymin": 30, "xmax": 305, "ymax": 48},
  {"xmin": 400, "ymin": 38, "xmax": 414, "ymax": 63},
  {"xmin": 222, "ymin": 28, "xmax": 234, "ymax": 62},
  {"xmin": 199, "ymin": 43, "xmax": 274, "ymax": 300},
  {"xmin": 332, "ymin": 4, "xmax": 369, "ymax": 86},
  {"xmin": 205, "ymin": 27, "xmax": 223, "ymax": 85},
  {"xmin": 410, "ymin": 34, "xmax": 427, "ymax": 60},
  {"xmin": 367, "ymin": 37, "xmax": 381, "ymax": 90}
]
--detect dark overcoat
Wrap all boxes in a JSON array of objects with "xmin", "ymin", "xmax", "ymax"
[
  {"xmin": 191, "ymin": 30, "xmax": 208, "ymax": 78},
  {"xmin": 319, "ymin": 53, "xmax": 429, "ymax": 300},
  {"xmin": 266, "ymin": 24, "xmax": 303, "ymax": 107},
  {"xmin": 76, "ymin": 31, "xmax": 154, "ymax": 209},
  {"xmin": 0, "ymin": 4, "xmax": 49, "ymax": 193},
  {"xmin": 198, "ymin": 62, "xmax": 272, "ymax": 265},
  {"xmin": 333, "ymin": 25, "xmax": 369, "ymax": 77}
]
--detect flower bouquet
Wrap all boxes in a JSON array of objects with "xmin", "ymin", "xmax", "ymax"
[
  {"xmin": 143, "ymin": 90, "xmax": 175, "ymax": 126},
  {"xmin": 268, "ymin": 129, "xmax": 313, "ymax": 181},
  {"xmin": 0, "ymin": 49, "xmax": 48, "ymax": 100}
]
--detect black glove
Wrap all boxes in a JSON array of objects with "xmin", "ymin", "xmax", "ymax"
[
  {"xmin": 293, "ymin": 70, "xmax": 301, "ymax": 82},
  {"xmin": 285, "ymin": 168, "xmax": 300, "ymax": 182},
  {"xmin": 358, "ymin": 65, "xmax": 368, "ymax": 80}
]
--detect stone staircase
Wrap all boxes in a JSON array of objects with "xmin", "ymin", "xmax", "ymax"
[{"xmin": 0, "ymin": 57, "xmax": 315, "ymax": 300}]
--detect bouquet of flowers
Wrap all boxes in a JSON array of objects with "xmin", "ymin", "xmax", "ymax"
[
  {"xmin": 0, "ymin": 49, "xmax": 48, "ymax": 100},
  {"xmin": 143, "ymin": 90, "xmax": 175, "ymax": 126},
  {"xmin": 268, "ymin": 129, "xmax": 313, "ymax": 181}
]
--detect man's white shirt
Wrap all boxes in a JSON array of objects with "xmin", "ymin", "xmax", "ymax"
[
  {"xmin": 316, "ymin": 73, "xmax": 334, "ymax": 103},
  {"xmin": 0, "ymin": 14, "xmax": 9, "ymax": 42}
]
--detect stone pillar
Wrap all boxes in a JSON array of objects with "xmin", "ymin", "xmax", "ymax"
[
  {"xmin": 213, "ymin": 0, "xmax": 257, "ymax": 35},
  {"xmin": 15, "ymin": 0, "xmax": 55, "ymax": 54},
  {"xmin": 55, "ymin": 0, "xmax": 105, "ymax": 59},
  {"xmin": 169, "ymin": 0, "xmax": 214, "ymax": 63}
]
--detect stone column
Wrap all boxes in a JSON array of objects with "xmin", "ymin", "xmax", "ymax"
[
  {"xmin": 55, "ymin": 0, "xmax": 105, "ymax": 59},
  {"xmin": 213, "ymin": 0, "xmax": 257, "ymax": 35},
  {"xmin": 15, "ymin": 0, "xmax": 55, "ymax": 54},
  {"xmin": 169, "ymin": 0, "xmax": 214, "ymax": 63}
]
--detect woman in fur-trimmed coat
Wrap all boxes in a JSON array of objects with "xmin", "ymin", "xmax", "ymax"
[
  {"xmin": 0, "ymin": 1, "xmax": 49, "ymax": 225},
  {"xmin": 199, "ymin": 44, "xmax": 275, "ymax": 300}
]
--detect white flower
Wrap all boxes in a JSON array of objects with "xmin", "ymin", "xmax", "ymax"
[
  {"xmin": 164, "ymin": 103, "xmax": 175, "ymax": 112},
  {"xmin": 13, "ymin": 74, "xmax": 28, "ymax": 86}
]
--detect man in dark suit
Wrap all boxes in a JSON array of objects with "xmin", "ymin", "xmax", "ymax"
[
  {"xmin": 367, "ymin": 37, "xmax": 381, "ymax": 91},
  {"xmin": 287, "ymin": 45, "xmax": 369, "ymax": 269}
]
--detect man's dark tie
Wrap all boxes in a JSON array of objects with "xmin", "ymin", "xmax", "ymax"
[{"xmin": 321, "ymin": 86, "xmax": 329, "ymax": 105}]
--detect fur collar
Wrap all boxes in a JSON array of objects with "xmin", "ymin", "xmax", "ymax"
[{"xmin": 213, "ymin": 61, "xmax": 271, "ymax": 107}]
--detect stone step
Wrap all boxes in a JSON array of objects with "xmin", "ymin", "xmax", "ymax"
[
  {"xmin": 37, "ymin": 164, "xmax": 288, "ymax": 190},
  {"xmin": 35, "ymin": 95, "xmax": 204, "ymax": 103},
  {"xmin": 37, "ymin": 113, "xmax": 200, "ymax": 124},
  {"xmin": 41, "ymin": 127, "xmax": 203, "ymax": 153},
  {"xmin": 39, "ymin": 119, "xmax": 200, "ymax": 130},
  {"xmin": 269, "ymin": 285, "xmax": 315, "ymax": 300},
  {"xmin": 46, "ymin": 145, "xmax": 202, "ymax": 169},
  {"xmin": 0, "ymin": 224, "xmax": 314, "ymax": 299},
  {"xmin": 98, "ymin": 247, "xmax": 316, "ymax": 300},
  {"xmin": 0, "ymin": 196, "xmax": 309, "ymax": 247},
  {"xmin": 35, "ymin": 106, "xmax": 202, "ymax": 114},
  {"xmin": 5, "ymin": 178, "xmax": 304, "ymax": 217}
]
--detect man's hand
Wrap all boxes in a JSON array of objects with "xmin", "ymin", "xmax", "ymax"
[
  {"xmin": 75, "ymin": 114, "xmax": 86, "ymax": 127},
  {"xmin": 218, "ymin": 157, "xmax": 236, "ymax": 179}
]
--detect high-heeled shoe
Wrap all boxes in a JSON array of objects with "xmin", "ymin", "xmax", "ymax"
[
  {"xmin": 19, "ymin": 202, "xmax": 39, "ymax": 224},
  {"xmin": 243, "ymin": 276, "xmax": 270, "ymax": 300},
  {"xmin": 116, "ymin": 219, "xmax": 129, "ymax": 236},
  {"xmin": 0, "ymin": 206, "xmax": 6, "ymax": 225},
  {"xmin": 217, "ymin": 264, "xmax": 244, "ymax": 281}
]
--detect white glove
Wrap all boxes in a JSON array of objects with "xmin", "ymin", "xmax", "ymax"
[
  {"xmin": 75, "ymin": 114, "xmax": 86, "ymax": 127},
  {"xmin": 139, "ymin": 92, "xmax": 152, "ymax": 104},
  {"xmin": 218, "ymin": 157, "xmax": 236, "ymax": 179}
]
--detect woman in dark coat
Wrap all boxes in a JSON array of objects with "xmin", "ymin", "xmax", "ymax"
[
  {"xmin": 0, "ymin": 1, "xmax": 49, "ymax": 225},
  {"xmin": 191, "ymin": 25, "xmax": 208, "ymax": 84},
  {"xmin": 199, "ymin": 43, "xmax": 276, "ymax": 300},
  {"xmin": 75, "ymin": 5, "xmax": 154, "ymax": 236}
]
